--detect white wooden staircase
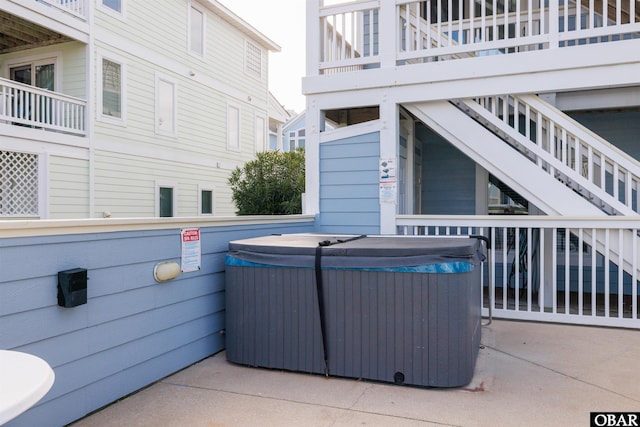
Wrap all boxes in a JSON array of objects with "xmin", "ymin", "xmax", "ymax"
[{"xmin": 405, "ymin": 95, "xmax": 640, "ymax": 277}]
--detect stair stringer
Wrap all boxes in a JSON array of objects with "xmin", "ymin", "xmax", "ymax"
[
  {"xmin": 406, "ymin": 100, "xmax": 639, "ymax": 277},
  {"xmin": 406, "ymin": 101, "xmax": 606, "ymax": 216}
]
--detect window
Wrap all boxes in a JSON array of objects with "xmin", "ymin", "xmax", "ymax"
[
  {"xmin": 255, "ymin": 115, "xmax": 266, "ymax": 152},
  {"xmin": 156, "ymin": 75, "xmax": 176, "ymax": 135},
  {"xmin": 9, "ymin": 61, "xmax": 55, "ymax": 90},
  {"xmin": 102, "ymin": 0, "xmax": 122, "ymax": 13},
  {"xmin": 156, "ymin": 181, "xmax": 177, "ymax": 217},
  {"xmin": 100, "ymin": 57, "xmax": 125, "ymax": 122},
  {"xmin": 198, "ymin": 184, "xmax": 214, "ymax": 215},
  {"xmin": 227, "ymin": 104, "xmax": 240, "ymax": 151},
  {"xmin": 245, "ymin": 41, "xmax": 263, "ymax": 79},
  {"xmin": 189, "ymin": 4, "xmax": 205, "ymax": 57},
  {"xmin": 0, "ymin": 151, "xmax": 39, "ymax": 217},
  {"xmin": 285, "ymin": 129, "xmax": 306, "ymax": 152}
]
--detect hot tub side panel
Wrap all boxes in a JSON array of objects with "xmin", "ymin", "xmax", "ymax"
[
  {"xmin": 226, "ymin": 263, "xmax": 481, "ymax": 387},
  {"xmin": 324, "ymin": 268, "xmax": 481, "ymax": 387},
  {"xmin": 225, "ymin": 265, "xmax": 326, "ymax": 374}
]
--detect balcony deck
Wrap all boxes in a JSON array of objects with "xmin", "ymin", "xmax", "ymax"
[{"xmin": 71, "ymin": 319, "xmax": 640, "ymax": 426}]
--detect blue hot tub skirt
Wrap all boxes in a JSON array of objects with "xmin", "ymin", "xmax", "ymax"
[{"xmin": 226, "ymin": 234, "xmax": 484, "ymax": 273}]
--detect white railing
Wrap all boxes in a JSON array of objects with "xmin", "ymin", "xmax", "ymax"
[
  {"xmin": 316, "ymin": 0, "xmax": 640, "ymax": 72},
  {"xmin": 38, "ymin": 0, "xmax": 87, "ymax": 19},
  {"xmin": 397, "ymin": 215, "xmax": 640, "ymax": 329},
  {"xmin": 319, "ymin": 1, "xmax": 379, "ymax": 74},
  {"xmin": 0, "ymin": 78, "xmax": 86, "ymax": 136},
  {"xmin": 460, "ymin": 95, "xmax": 640, "ymax": 216}
]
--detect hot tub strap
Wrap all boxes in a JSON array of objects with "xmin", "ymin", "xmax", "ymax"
[
  {"xmin": 314, "ymin": 245, "xmax": 329, "ymax": 376},
  {"xmin": 314, "ymin": 235, "xmax": 366, "ymax": 376}
]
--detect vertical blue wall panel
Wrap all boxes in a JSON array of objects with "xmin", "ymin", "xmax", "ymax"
[{"xmin": 318, "ymin": 132, "xmax": 381, "ymax": 234}]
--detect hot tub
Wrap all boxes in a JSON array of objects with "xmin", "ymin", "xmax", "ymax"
[{"xmin": 225, "ymin": 234, "xmax": 485, "ymax": 387}]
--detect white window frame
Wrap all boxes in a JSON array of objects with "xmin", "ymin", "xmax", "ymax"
[
  {"xmin": 244, "ymin": 40, "xmax": 263, "ymax": 80},
  {"xmin": 198, "ymin": 184, "xmax": 215, "ymax": 216},
  {"xmin": 97, "ymin": 53, "xmax": 127, "ymax": 126},
  {"xmin": 188, "ymin": 2, "xmax": 206, "ymax": 59},
  {"xmin": 155, "ymin": 181, "xmax": 178, "ymax": 217},
  {"xmin": 254, "ymin": 114, "xmax": 267, "ymax": 152},
  {"xmin": 227, "ymin": 103, "xmax": 241, "ymax": 151},
  {"xmin": 155, "ymin": 73, "xmax": 177, "ymax": 136},
  {"xmin": 99, "ymin": 0, "xmax": 126, "ymax": 19}
]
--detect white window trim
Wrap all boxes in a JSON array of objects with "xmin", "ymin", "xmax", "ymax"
[
  {"xmin": 197, "ymin": 183, "xmax": 215, "ymax": 216},
  {"xmin": 226, "ymin": 103, "xmax": 241, "ymax": 152},
  {"xmin": 155, "ymin": 181, "xmax": 178, "ymax": 217},
  {"xmin": 97, "ymin": 52, "xmax": 127, "ymax": 126},
  {"xmin": 4, "ymin": 52, "xmax": 62, "ymax": 92},
  {"xmin": 98, "ymin": 0, "xmax": 127, "ymax": 20},
  {"xmin": 254, "ymin": 114, "xmax": 267, "ymax": 153},
  {"xmin": 155, "ymin": 73, "xmax": 177, "ymax": 136},
  {"xmin": 244, "ymin": 40, "xmax": 264, "ymax": 81},
  {"xmin": 188, "ymin": 1, "xmax": 206, "ymax": 59}
]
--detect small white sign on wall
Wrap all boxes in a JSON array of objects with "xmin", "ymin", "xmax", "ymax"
[
  {"xmin": 379, "ymin": 158, "xmax": 396, "ymax": 182},
  {"xmin": 379, "ymin": 158, "xmax": 397, "ymax": 204},
  {"xmin": 181, "ymin": 228, "xmax": 201, "ymax": 272}
]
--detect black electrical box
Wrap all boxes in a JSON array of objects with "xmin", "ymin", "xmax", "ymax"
[{"xmin": 57, "ymin": 268, "xmax": 88, "ymax": 308}]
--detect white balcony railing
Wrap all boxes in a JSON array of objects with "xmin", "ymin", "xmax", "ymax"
[
  {"xmin": 38, "ymin": 0, "xmax": 87, "ymax": 19},
  {"xmin": 315, "ymin": 0, "xmax": 640, "ymax": 74},
  {"xmin": 397, "ymin": 215, "xmax": 640, "ymax": 329},
  {"xmin": 0, "ymin": 78, "xmax": 86, "ymax": 136}
]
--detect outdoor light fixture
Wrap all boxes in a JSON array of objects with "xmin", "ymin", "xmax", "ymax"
[{"xmin": 154, "ymin": 261, "xmax": 181, "ymax": 282}]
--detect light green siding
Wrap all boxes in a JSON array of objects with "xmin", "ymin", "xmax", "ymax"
[
  {"xmin": 94, "ymin": 151, "xmax": 235, "ymax": 217},
  {"xmin": 48, "ymin": 156, "xmax": 89, "ymax": 218}
]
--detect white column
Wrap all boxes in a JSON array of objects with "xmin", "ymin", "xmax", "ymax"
[
  {"xmin": 306, "ymin": 0, "xmax": 321, "ymax": 78},
  {"xmin": 304, "ymin": 97, "xmax": 320, "ymax": 216},
  {"xmin": 379, "ymin": 94, "xmax": 398, "ymax": 235},
  {"xmin": 378, "ymin": 1, "xmax": 397, "ymax": 69}
]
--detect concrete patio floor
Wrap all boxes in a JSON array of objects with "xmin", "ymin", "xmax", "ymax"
[{"xmin": 71, "ymin": 319, "xmax": 640, "ymax": 427}]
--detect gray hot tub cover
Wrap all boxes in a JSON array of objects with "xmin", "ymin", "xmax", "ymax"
[{"xmin": 226, "ymin": 234, "xmax": 485, "ymax": 272}]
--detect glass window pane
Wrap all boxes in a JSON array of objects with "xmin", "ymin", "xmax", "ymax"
[
  {"xmin": 35, "ymin": 64, "xmax": 55, "ymax": 91},
  {"xmin": 10, "ymin": 65, "xmax": 31, "ymax": 85},
  {"xmin": 201, "ymin": 190, "xmax": 213, "ymax": 214},
  {"xmin": 103, "ymin": 0, "xmax": 121, "ymax": 12},
  {"xmin": 159, "ymin": 187, "xmax": 173, "ymax": 217},
  {"xmin": 102, "ymin": 59, "xmax": 121, "ymax": 118}
]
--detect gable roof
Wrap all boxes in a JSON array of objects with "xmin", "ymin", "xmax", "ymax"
[{"xmin": 203, "ymin": 0, "xmax": 281, "ymax": 52}]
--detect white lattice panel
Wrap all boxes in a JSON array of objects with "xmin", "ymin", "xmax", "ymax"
[{"xmin": 0, "ymin": 151, "xmax": 38, "ymax": 217}]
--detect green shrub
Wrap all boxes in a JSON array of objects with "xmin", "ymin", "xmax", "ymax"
[{"xmin": 228, "ymin": 149, "xmax": 305, "ymax": 215}]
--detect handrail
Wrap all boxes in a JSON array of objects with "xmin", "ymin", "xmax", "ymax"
[
  {"xmin": 0, "ymin": 77, "xmax": 86, "ymax": 136},
  {"xmin": 462, "ymin": 94, "xmax": 640, "ymax": 215}
]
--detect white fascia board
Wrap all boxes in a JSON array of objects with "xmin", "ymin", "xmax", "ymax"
[
  {"xmin": 203, "ymin": 0, "xmax": 280, "ymax": 52},
  {"xmin": 0, "ymin": 129, "xmax": 89, "ymax": 154},
  {"xmin": 554, "ymin": 87, "xmax": 640, "ymax": 111}
]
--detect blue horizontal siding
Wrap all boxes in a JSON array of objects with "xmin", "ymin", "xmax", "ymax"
[
  {"xmin": 319, "ymin": 132, "xmax": 381, "ymax": 235},
  {"xmin": 1, "ymin": 219, "xmax": 315, "ymax": 427}
]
